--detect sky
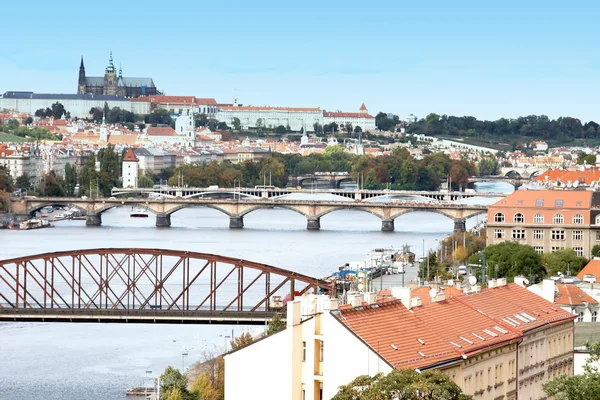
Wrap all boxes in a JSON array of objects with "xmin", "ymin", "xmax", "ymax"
[{"xmin": 1, "ymin": 0, "xmax": 599, "ymax": 122}]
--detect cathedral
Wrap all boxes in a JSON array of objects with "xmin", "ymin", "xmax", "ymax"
[{"xmin": 77, "ymin": 53, "xmax": 161, "ymax": 97}]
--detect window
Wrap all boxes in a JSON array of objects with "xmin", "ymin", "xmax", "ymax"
[
  {"xmin": 551, "ymin": 246, "xmax": 564, "ymax": 252},
  {"xmin": 302, "ymin": 341, "xmax": 306, "ymax": 361},
  {"xmin": 593, "ymin": 311, "xmax": 597, "ymax": 322},
  {"xmin": 553, "ymin": 214, "xmax": 564, "ymax": 224},
  {"xmin": 551, "ymin": 230, "xmax": 565, "ymax": 240},
  {"xmin": 596, "ymin": 215, "xmax": 600, "ymax": 225},
  {"xmin": 512, "ymin": 229, "xmax": 526, "ymax": 240},
  {"xmin": 534, "ymin": 230, "xmax": 544, "ymax": 240},
  {"xmin": 536, "ymin": 199, "xmax": 544, "ymax": 207},
  {"xmin": 573, "ymin": 214, "xmax": 584, "ymax": 224},
  {"xmin": 494, "ymin": 213, "xmax": 505, "ymax": 223},
  {"xmin": 534, "ymin": 213, "xmax": 544, "ymax": 223},
  {"xmin": 534, "ymin": 246, "xmax": 544, "ymax": 254},
  {"xmin": 320, "ymin": 341, "xmax": 324, "ymax": 362},
  {"xmin": 596, "ymin": 231, "xmax": 600, "ymax": 241},
  {"xmin": 514, "ymin": 213, "xmax": 524, "ymax": 223},
  {"xmin": 573, "ymin": 231, "xmax": 583, "ymax": 241},
  {"xmin": 494, "ymin": 229, "xmax": 505, "ymax": 239},
  {"xmin": 575, "ymin": 247, "xmax": 584, "ymax": 257},
  {"xmin": 578, "ymin": 312, "xmax": 584, "ymax": 323},
  {"xmin": 555, "ymin": 200, "xmax": 564, "ymax": 207}
]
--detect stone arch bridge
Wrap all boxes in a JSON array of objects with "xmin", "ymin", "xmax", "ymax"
[{"xmin": 10, "ymin": 197, "xmax": 489, "ymax": 232}]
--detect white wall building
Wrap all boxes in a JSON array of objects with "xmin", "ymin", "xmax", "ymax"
[
  {"xmin": 216, "ymin": 102, "xmax": 323, "ymax": 132},
  {"xmin": 322, "ymin": 104, "xmax": 376, "ymax": 132},
  {"xmin": 122, "ymin": 148, "xmax": 139, "ymax": 188},
  {"xmin": 0, "ymin": 92, "xmax": 151, "ymax": 119},
  {"xmin": 0, "ymin": 151, "xmax": 43, "ymax": 186}
]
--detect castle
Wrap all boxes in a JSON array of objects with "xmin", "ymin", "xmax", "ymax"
[{"xmin": 77, "ymin": 53, "xmax": 161, "ymax": 98}]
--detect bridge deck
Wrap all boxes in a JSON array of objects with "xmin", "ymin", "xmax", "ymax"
[{"xmin": 0, "ymin": 308, "xmax": 278, "ymax": 325}]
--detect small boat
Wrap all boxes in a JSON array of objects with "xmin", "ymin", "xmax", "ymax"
[{"xmin": 130, "ymin": 207, "xmax": 149, "ymax": 218}]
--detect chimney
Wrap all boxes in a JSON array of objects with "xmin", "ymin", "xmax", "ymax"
[
  {"xmin": 488, "ymin": 279, "xmax": 496, "ymax": 289},
  {"xmin": 514, "ymin": 276, "xmax": 529, "ymax": 287},
  {"xmin": 432, "ymin": 293, "xmax": 446, "ymax": 303},
  {"xmin": 411, "ymin": 297, "xmax": 422, "ymax": 307},
  {"xmin": 287, "ymin": 300, "xmax": 302, "ymax": 327},
  {"xmin": 364, "ymin": 292, "xmax": 377, "ymax": 305},
  {"xmin": 496, "ymin": 278, "xmax": 507, "ymax": 287},
  {"xmin": 542, "ymin": 279, "xmax": 556, "ymax": 303},
  {"xmin": 324, "ymin": 298, "xmax": 339, "ymax": 312},
  {"xmin": 347, "ymin": 293, "xmax": 364, "ymax": 308},
  {"xmin": 392, "ymin": 287, "xmax": 412, "ymax": 309}
]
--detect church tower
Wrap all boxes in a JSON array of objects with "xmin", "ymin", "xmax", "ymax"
[
  {"xmin": 77, "ymin": 56, "xmax": 86, "ymax": 94},
  {"xmin": 103, "ymin": 52, "xmax": 117, "ymax": 95}
]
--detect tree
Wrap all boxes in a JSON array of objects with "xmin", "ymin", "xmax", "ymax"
[
  {"xmin": 25, "ymin": 117, "xmax": 33, "ymax": 125},
  {"xmin": 51, "ymin": 102, "xmax": 66, "ymax": 119},
  {"xmin": 333, "ymin": 369, "xmax": 470, "ymax": 400},
  {"xmin": 39, "ymin": 171, "xmax": 65, "ymax": 197},
  {"xmin": 89, "ymin": 107, "xmax": 104, "ymax": 122},
  {"xmin": 230, "ymin": 332, "xmax": 253, "ymax": 351},
  {"xmin": 138, "ymin": 174, "xmax": 154, "ymax": 188},
  {"xmin": 15, "ymin": 173, "xmax": 31, "ymax": 191},
  {"xmin": 543, "ymin": 249, "xmax": 587, "ymax": 276},
  {"xmin": 216, "ymin": 121, "xmax": 229, "ymax": 130},
  {"xmin": 0, "ymin": 165, "xmax": 14, "ymax": 192},
  {"xmin": 478, "ymin": 157, "xmax": 499, "ymax": 176},
  {"xmin": 64, "ymin": 163, "xmax": 77, "ymax": 196},
  {"xmin": 592, "ymin": 245, "xmax": 600, "ymax": 258},
  {"xmin": 232, "ymin": 117, "xmax": 241, "ymax": 131},
  {"xmin": 147, "ymin": 109, "xmax": 174, "ymax": 126},
  {"xmin": 255, "ymin": 118, "xmax": 264, "ymax": 132},
  {"xmin": 354, "ymin": 125, "xmax": 362, "ymax": 133},
  {"xmin": 485, "ymin": 242, "xmax": 544, "ymax": 280},
  {"xmin": 543, "ymin": 342, "xmax": 600, "ymax": 400},
  {"xmin": 265, "ymin": 313, "xmax": 286, "ymax": 335},
  {"xmin": 159, "ymin": 366, "xmax": 193, "ymax": 400},
  {"xmin": 166, "ymin": 387, "xmax": 183, "ymax": 400},
  {"xmin": 453, "ymin": 245, "xmax": 468, "ymax": 264},
  {"xmin": 275, "ymin": 125, "xmax": 287, "ymax": 134},
  {"xmin": 190, "ymin": 373, "xmax": 219, "ymax": 400}
]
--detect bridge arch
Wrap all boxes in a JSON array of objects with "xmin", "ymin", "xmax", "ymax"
[
  {"xmin": 161, "ymin": 203, "xmax": 234, "ymax": 217},
  {"xmin": 27, "ymin": 202, "xmax": 87, "ymax": 216},
  {"xmin": 0, "ymin": 248, "xmax": 332, "ymax": 324},
  {"xmin": 314, "ymin": 206, "xmax": 384, "ymax": 220}
]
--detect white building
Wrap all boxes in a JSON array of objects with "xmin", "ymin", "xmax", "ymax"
[
  {"xmin": 0, "ymin": 150, "xmax": 43, "ymax": 186},
  {"xmin": 322, "ymin": 104, "xmax": 376, "ymax": 132},
  {"xmin": 122, "ymin": 148, "xmax": 139, "ymax": 188},
  {"xmin": 216, "ymin": 100, "xmax": 323, "ymax": 132},
  {"xmin": 132, "ymin": 96, "xmax": 219, "ymax": 119},
  {"xmin": 0, "ymin": 92, "xmax": 151, "ymax": 119}
]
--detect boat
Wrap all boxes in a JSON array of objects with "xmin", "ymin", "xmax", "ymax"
[
  {"xmin": 19, "ymin": 219, "xmax": 53, "ymax": 230},
  {"xmin": 130, "ymin": 207, "xmax": 149, "ymax": 218}
]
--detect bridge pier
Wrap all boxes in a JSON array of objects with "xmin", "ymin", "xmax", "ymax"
[
  {"xmin": 156, "ymin": 214, "xmax": 171, "ymax": 227},
  {"xmin": 454, "ymin": 218, "xmax": 466, "ymax": 232},
  {"xmin": 307, "ymin": 217, "xmax": 321, "ymax": 230},
  {"xmin": 381, "ymin": 219, "xmax": 395, "ymax": 232},
  {"xmin": 86, "ymin": 214, "xmax": 102, "ymax": 226},
  {"xmin": 230, "ymin": 216, "xmax": 244, "ymax": 229}
]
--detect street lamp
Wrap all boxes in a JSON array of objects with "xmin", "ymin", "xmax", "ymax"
[
  {"xmin": 145, "ymin": 370, "xmax": 152, "ymax": 399},
  {"xmin": 181, "ymin": 353, "xmax": 188, "ymax": 373}
]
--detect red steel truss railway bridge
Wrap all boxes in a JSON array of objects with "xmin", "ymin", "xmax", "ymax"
[{"xmin": 0, "ymin": 248, "xmax": 332, "ymax": 325}]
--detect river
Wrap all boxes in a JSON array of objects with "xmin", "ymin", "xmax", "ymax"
[{"xmin": 0, "ymin": 182, "xmax": 512, "ymax": 400}]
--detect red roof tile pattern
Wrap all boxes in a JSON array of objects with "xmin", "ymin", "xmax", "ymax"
[
  {"xmin": 534, "ymin": 168, "xmax": 600, "ymax": 185},
  {"xmin": 554, "ymin": 284, "xmax": 597, "ymax": 306},
  {"xmin": 147, "ymin": 126, "xmax": 178, "ymax": 137},
  {"xmin": 220, "ymin": 106, "xmax": 321, "ymax": 112},
  {"xmin": 577, "ymin": 259, "xmax": 600, "ymax": 281},
  {"xmin": 123, "ymin": 148, "xmax": 138, "ymax": 162},
  {"xmin": 323, "ymin": 111, "xmax": 374, "ymax": 119},
  {"xmin": 411, "ymin": 286, "xmax": 462, "ymax": 306},
  {"xmin": 490, "ymin": 190, "xmax": 592, "ymax": 209},
  {"xmin": 456, "ymin": 283, "xmax": 576, "ymax": 332},
  {"xmin": 359, "ymin": 103, "xmax": 368, "ymax": 111}
]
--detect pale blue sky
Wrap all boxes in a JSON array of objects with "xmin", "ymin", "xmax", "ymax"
[{"xmin": 2, "ymin": 0, "xmax": 599, "ymax": 121}]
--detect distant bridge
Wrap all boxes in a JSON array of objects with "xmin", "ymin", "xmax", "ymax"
[
  {"xmin": 468, "ymin": 175, "xmax": 530, "ymax": 189},
  {"xmin": 111, "ymin": 186, "xmax": 507, "ymax": 202},
  {"xmin": 0, "ymin": 248, "xmax": 331, "ymax": 324},
  {"xmin": 10, "ymin": 196, "xmax": 489, "ymax": 232},
  {"xmin": 288, "ymin": 173, "xmax": 353, "ymax": 188}
]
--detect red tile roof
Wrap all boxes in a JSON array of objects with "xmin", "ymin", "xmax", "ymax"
[
  {"xmin": 147, "ymin": 126, "xmax": 178, "ymax": 137},
  {"xmin": 123, "ymin": 148, "xmax": 138, "ymax": 162},
  {"xmin": 220, "ymin": 106, "xmax": 321, "ymax": 112},
  {"xmin": 334, "ymin": 296, "xmax": 523, "ymax": 370},
  {"xmin": 490, "ymin": 190, "xmax": 592, "ymax": 209},
  {"xmin": 534, "ymin": 168, "xmax": 600, "ymax": 185},
  {"xmin": 577, "ymin": 259, "xmax": 600, "ymax": 281},
  {"xmin": 411, "ymin": 286, "xmax": 462, "ymax": 306},
  {"xmin": 456, "ymin": 283, "xmax": 576, "ymax": 332},
  {"xmin": 323, "ymin": 111, "xmax": 374, "ymax": 119},
  {"xmin": 359, "ymin": 103, "xmax": 368, "ymax": 111},
  {"xmin": 554, "ymin": 284, "xmax": 597, "ymax": 306}
]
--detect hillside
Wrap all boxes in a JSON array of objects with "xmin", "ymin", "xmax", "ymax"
[{"xmin": 0, "ymin": 132, "xmax": 28, "ymax": 143}]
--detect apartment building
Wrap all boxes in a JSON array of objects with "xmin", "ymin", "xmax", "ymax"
[
  {"xmin": 224, "ymin": 279, "xmax": 578, "ymax": 400},
  {"xmin": 486, "ymin": 190, "xmax": 600, "ymax": 258}
]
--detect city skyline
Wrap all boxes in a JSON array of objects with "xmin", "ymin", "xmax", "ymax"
[{"xmin": 3, "ymin": 0, "xmax": 600, "ymax": 122}]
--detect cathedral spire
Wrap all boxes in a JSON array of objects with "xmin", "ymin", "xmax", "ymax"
[
  {"xmin": 80, "ymin": 56, "xmax": 84, "ymax": 69},
  {"xmin": 119, "ymin": 63, "xmax": 122, "ymax": 79},
  {"xmin": 106, "ymin": 51, "xmax": 115, "ymax": 72}
]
